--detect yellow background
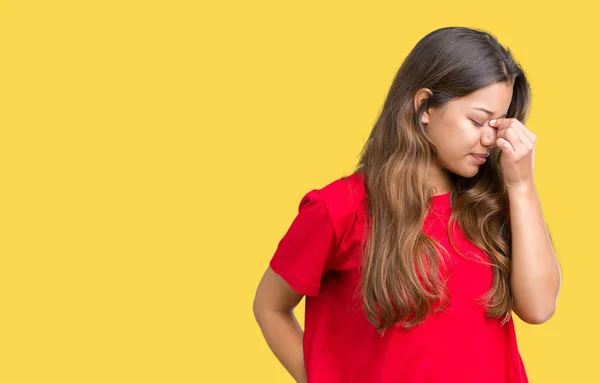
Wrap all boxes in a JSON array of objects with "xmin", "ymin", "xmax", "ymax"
[{"xmin": 1, "ymin": 0, "xmax": 597, "ymax": 382}]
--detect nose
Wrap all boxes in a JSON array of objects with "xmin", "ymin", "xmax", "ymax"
[{"xmin": 481, "ymin": 125, "xmax": 497, "ymax": 147}]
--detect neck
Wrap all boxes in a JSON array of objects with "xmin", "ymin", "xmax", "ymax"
[{"xmin": 429, "ymin": 162, "xmax": 452, "ymax": 196}]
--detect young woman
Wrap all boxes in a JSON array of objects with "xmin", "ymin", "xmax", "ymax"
[{"xmin": 253, "ymin": 26, "xmax": 562, "ymax": 383}]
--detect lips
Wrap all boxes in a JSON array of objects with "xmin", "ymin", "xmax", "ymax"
[{"xmin": 471, "ymin": 154, "xmax": 488, "ymax": 164}]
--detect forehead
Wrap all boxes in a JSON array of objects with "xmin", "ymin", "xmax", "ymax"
[{"xmin": 456, "ymin": 81, "xmax": 513, "ymax": 117}]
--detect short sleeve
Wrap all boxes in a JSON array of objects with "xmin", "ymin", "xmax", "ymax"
[{"xmin": 269, "ymin": 189, "xmax": 337, "ymax": 296}]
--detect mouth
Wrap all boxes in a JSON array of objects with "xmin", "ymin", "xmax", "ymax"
[{"xmin": 470, "ymin": 153, "xmax": 488, "ymax": 164}]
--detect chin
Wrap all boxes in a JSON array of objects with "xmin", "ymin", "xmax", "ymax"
[{"xmin": 452, "ymin": 166, "xmax": 480, "ymax": 178}]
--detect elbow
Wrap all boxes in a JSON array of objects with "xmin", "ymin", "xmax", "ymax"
[
  {"xmin": 253, "ymin": 293, "xmax": 264, "ymax": 324},
  {"xmin": 515, "ymin": 304, "xmax": 556, "ymax": 325},
  {"xmin": 512, "ymin": 283, "xmax": 561, "ymax": 325},
  {"xmin": 252, "ymin": 291, "xmax": 276, "ymax": 326}
]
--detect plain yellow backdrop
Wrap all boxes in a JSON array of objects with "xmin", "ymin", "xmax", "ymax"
[{"xmin": 1, "ymin": 0, "xmax": 598, "ymax": 382}]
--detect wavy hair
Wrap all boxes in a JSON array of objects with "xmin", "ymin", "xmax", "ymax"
[{"xmin": 353, "ymin": 27, "xmax": 531, "ymax": 332}]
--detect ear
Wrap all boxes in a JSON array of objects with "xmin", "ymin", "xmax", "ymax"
[{"xmin": 414, "ymin": 88, "xmax": 433, "ymax": 125}]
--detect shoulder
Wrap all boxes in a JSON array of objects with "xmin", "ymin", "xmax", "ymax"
[{"xmin": 308, "ymin": 171, "xmax": 367, "ymax": 237}]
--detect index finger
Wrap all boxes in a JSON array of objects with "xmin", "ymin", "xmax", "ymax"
[
  {"xmin": 489, "ymin": 117, "xmax": 535, "ymax": 142},
  {"xmin": 488, "ymin": 118, "xmax": 510, "ymax": 129}
]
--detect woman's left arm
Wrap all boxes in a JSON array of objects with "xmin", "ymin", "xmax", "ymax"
[
  {"xmin": 489, "ymin": 117, "xmax": 562, "ymax": 325},
  {"xmin": 507, "ymin": 184, "xmax": 561, "ymax": 324}
]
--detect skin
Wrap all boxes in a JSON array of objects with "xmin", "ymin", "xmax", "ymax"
[
  {"xmin": 414, "ymin": 81, "xmax": 513, "ymax": 194},
  {"xmin": 253, "ymin": 268, "xmax": 306, "ymax": 383}
]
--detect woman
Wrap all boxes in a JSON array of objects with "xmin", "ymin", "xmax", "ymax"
[{"xmin": 253, "ymin": 26, "xmax": 561, "ymax": 383}]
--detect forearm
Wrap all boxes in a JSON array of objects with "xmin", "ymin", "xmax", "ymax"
[
  {"xmin": 255, "ymin": 309, "xmax": 307, "ymax": 382},
  {"xmin": 508, "ymin": 184, "xmax": 562, "ymax": 324}
]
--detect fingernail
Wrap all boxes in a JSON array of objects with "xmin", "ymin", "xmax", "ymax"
[{"xmin": 490, "ymin": 119, "xmax": 497, "ymax": 125}]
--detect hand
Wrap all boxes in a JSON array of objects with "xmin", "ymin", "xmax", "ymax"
[{"xmin": 488, "ymin": 118, "xmax": 536, "ymax": 191}]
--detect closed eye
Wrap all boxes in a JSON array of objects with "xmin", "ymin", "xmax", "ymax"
[{"xmin": 470, "ymin": 119, "xmax": 485, "ymax": 127}]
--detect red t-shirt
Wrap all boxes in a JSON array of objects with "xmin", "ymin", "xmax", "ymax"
[{"xmin": 269, "ymin": 171, "xmax": 528, "ymax": 382}]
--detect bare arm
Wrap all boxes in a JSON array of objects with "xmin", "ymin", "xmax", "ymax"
[
  {"xmin": 508, "ymin": 184, "xmax": 562, "ymax": 324},
  {"xmin": 253, "ymin": 267, "xmax": 307, "ymax": 383}
]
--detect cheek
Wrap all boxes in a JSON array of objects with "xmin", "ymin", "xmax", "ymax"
[
  {"xmin": 441, "ymin": 126, "xmax": 477, "ymax": 155},
  {"xmin": 456, "ymin": 125, "xmax": 481, "ymax": 148},
  {"xmin": 428, "ymin": 119, "xmax": 476, "ymax": 157}
]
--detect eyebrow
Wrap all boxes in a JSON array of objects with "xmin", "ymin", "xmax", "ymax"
[{"xmin": 473, "ymin": 107, "xmax": 507, "ymax": 118}]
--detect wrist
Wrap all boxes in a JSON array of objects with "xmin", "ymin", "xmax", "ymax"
[{"xmin": 507, "ymin": 182, "xmax": 536, "ymax": 198}]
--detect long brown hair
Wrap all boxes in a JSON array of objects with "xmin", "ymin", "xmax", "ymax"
[{"xmin": 353, "ymin": 27, "xmax": 531, "ymax": 332}]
